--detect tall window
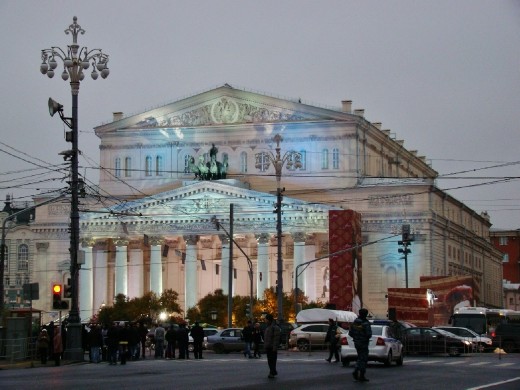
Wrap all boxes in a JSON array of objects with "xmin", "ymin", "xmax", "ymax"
[
  {"xmin": 499, "ymin": 237, "xmax": 508, "ymax": 245},
  {"xmin": 125, "ymin": 157, "xmax": 132, "ymax": 177},
  {"xmin": 155, "ymin": 156, "xmax": 163, "ymax": 176},
  {"xmin": 115, "ymin": 157, "xmax": 121, "ymax": 178},
  {"xmin": 145, "ymin": 156, "xmax": 152, "ymax": 176},
  {"xmin": 3, "ymin": 245, "xmax": 8, "ymax": 270},
  {"xmin": 332, "ymin": 148, "xmax": 340, "ymax": 169},
  {"xmin": 240, "ymin": 152, "xmax": 248, "ymax": 173},
  {"xmin": 184, "ymin": 154, "xmax": 191, "ymax": 174},
  {"xmin": 321, "ymin": 148, "xmax": 329, "ymax": 169},
  {"xmin": 299, "ymin": 150, "xmax": 306, "ymax": 170},
  {"xmin": 503, "ymin": 253, "xmax": 509, "ymax": 263},
  {"xmin": 18, "ymin": 244, "xmax": 28, "ymax": 271}
]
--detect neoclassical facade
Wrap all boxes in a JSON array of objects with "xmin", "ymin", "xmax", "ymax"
[{"xmin": 3, "ymin": 85, "xmax": 503, "ymax": 323}]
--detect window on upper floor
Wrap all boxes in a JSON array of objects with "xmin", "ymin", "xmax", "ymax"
[
  {"xmin": 17, "ymin": 244, "xmax": 28, "ymax": 271},
  {"xmin": 332, "ymin": 148, "xmax": 340, "ymax": 169},
  {"xmin": 145, "ymin": 156, "xmax": 152, "ymax": 176},
  {"xmin": 499, "ymin": 237, "xmax": 508, "ymax": 246},
  {"xmin": 184, "ymin": 154, "xmax": 192, "ymax": 174},
  {"xmin": 321, "ymin": 148, "xmax": 329, "ymax": 169},
  {"xmin": 156, "ymin": 156, "xmax": 163, "ymax": 176},
  {"xmin": 2, "ymin": 245, "xmax": 8, "ymax": 270},
  {"xmin": 240, "ymin": 151, "xmax": 248, "ymax": 173},
  {"xmin": 115, "ymin": 157, "xmax": 121, "ymax": 178},
  {"xmin": 255, "ymin": 152, "xmax": 269, "ymax": 172},
  {"xmin": 125, "ymin": 157, "xmax": 132, "ymax": 177},
  {"xmin": 503, "ymin": 253, "xmax": 509, "ymax": 263},
  {"xmin": 15, "ymin": 275, "xmax": 21, "ymax": 286},
  {"xmin": 299, "ymin": 150, "xmax": 306, "ymax": 170}
]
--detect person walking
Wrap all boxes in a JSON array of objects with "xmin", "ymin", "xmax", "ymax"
[
  {"xmin": 37, "ymin": 329, "xmax": 49, "ymax": 364},
  {"xmin": 263, "ymin": 314, "xmax": 281, "ymax": 379},
  {"xmin": 325, "ymin": 318, "xmax": 340, "ymax": 363},
  {"xmin": 138, "ymin": 322, "xmax": 148, "ymax": 359},
  {"xmin": 242, "ymin": 320, "xmax": 254, "ymax": 358},
  {"xmin": 252, "ymin": 322, "xmax": 263, "ymax": 358},
  {"xmin": 154, "ymin": 323, "xmax": 165, "ymax": 359},
  {"xmin": 349, "ymin": 308, "xmax": 372, "ymax": 382},
  {"xmin": 190, "ymin": 321, "xmax": 205, "ymax": 359},
  {"xmin": 53, "ymin": 326, "xmax": 63, "ymax": 366}
]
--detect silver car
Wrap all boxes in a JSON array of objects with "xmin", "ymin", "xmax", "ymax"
[
  {"xmin": 340, "ymin": 324, "xmax": 404, "ymax": 366},
  {"xmin": 288, "ymin": 323, "xmax": 348, "ymax": 351},
  {"xmin": 434, "ymin": 326, "xmax": 492, "ymax": 352},
  {"xmin": 206, "ymin": 328, "xmax": 243, "ymax": 354}
]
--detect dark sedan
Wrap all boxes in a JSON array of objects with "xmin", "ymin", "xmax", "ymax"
[{"xmin": 402, "ymin": 327, "xmax": 473, "ymax": 356}]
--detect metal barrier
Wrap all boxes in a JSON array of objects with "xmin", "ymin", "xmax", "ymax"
[{"xmin": 0, "ymin": 337, "xmax": 37, "ymax": 365}]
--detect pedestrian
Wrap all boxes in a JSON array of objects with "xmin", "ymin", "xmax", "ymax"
[
  {"xmin": 47, "ymin": 321, "xmax": 55, "ymax": 361},
  {"xmin": 190, "ymin": 321, "xmax": 204, "ymax": 359},
  {"xmin": 252, "ymin": 322, "xmax": 263, "ymax": 358},
  {"xmin": 101, "ymin": 324, "xmax": 109, "ymax": 361},
  {"xmin": 154, "ymin": 323, "xmax": 165, "ymax": 359},
  {"xmin": 106, "ymin": 322, "xmax": 119, "ymax": 365},
  {"xmin": 53, "ymin": 326, "xmax": 63, "ymax": 366},
  {"xmin": 349, "ymin": 308, "xmax": 372, "ymax": 382},
  {"xmin": 242, "ymin": 320, "xmax": 254, "ymax": 358},
  {"xmin": 165, "ymin": 325, "xmax": 177, "ymax": 359},
  {"xmin": 88, "ymin": 324, "xmax": 103, "ymax": 363},
  {"xmin": 138, "ymin": 322, "xmax": 148, "ymax": 359},
  {"xmin": 177, "ymin": 323, "xmax": 189, "ymax": 359},
  {"xmin": 37, "ymin": 328, "xmax": 49, "ymax": 364},
  {"xmin": 129, "ymin": 322, "xmax": 140, "ymax": 360},
  {"xmin": 119, "ymin": 322, "xmax": 130, "ymax": 365},
  {"xmin": 263, "ymin": 314, "xmax": 281, "ymax": 379},
  {"xmin": 325, "ymin": 318, "xmax": 340, "ymax": 363}
]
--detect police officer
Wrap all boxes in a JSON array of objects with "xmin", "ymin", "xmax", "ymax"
[{"xmin": 348, "ymin": 308, "xmax": 372, "ymax": 382}]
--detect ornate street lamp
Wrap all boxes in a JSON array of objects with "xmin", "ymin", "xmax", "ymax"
[
  {"xmin": 40, "ymin": 16, "xmax": 110, "ymax": 361},
  {"xmin": 263, "ymin": 134, "xmax": 302, "ymax": 323}
]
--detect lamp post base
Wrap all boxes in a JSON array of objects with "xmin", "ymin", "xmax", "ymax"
[{"xmin": 63, "ymin": 322, "xmax": 84, "ymax": 361}]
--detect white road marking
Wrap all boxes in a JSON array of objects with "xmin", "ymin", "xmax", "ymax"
[{"xmin": 465, "ymin": 377, "xmax": 520, "ymax": 390}]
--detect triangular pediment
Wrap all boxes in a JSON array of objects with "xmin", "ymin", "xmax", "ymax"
[
  {"xmin": 81, "ymin": 180, "xmax": 337, "ymax": 237},
  {"xmin": 95, "ymin": 84, "xmax": 351, "ymax": 133}
]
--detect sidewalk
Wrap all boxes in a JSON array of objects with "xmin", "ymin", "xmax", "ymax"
[{"xmin": 0, "ymin": 359, "xmax": 87, "ymax": 370}]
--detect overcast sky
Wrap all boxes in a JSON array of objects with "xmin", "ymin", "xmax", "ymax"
[{"xmin": 1, "ymin": 0, "xmax": 519, "ymax": 229}]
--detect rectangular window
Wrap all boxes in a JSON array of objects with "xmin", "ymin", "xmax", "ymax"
[
  {"xmin": 503, "ymin": 253, "xmax": 509, "ymax": 263},
  {"xmin": 332, "ymin": 148, "xmax": 339, "ymax": 169},
  {"xmin": 215, "ymin": 264, "xmax": 219, "ymax": 275},
  {"xmin": 321, "ymin": 149, "xmax": 329, "ymax": 169},
  {"xmin": 499, "ymin": 237, "xmax": 508, "ymax": 246},
  {"xmin": 233, "ymin": 268, "xmax": 237, "ymax": 279}
]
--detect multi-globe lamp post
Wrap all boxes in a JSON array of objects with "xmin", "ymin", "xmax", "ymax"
[
  {"xmin": 40, "ymin": 16, "xmax": 110, "ymax": 361},
  {"xmin": 265, "ymin": 134, "xmax": 302, "ymax": 323}
]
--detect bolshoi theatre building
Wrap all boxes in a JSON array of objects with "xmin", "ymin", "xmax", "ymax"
[{"xmin": 3, "ymin": 84, "xmax": 503, "ymax": 324}]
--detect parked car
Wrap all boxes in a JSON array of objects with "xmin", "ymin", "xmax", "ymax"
[
  {"xmin": 288, "ymin": 323, "xmax": 348, "ymax": 351},
  {"xmin": 402, "ymin": 327, "xmax": 473, "ymax": 356},
  {"xmin": 340, "ymin": 324, "xmax": 404, "ymax": 367},
  {"xmin": 434, "ymin": 326, "xmax": 493, "ymax": 352},
  {"xmin": 491, "ymin": 323, "xmax": 520, "ymax": 353},
  {"xmin": 188, "ymin": 328, "xmax": 219, "ymax": 352},
  {"xmin": 206, "ymin": 328, "xmax": 243, "ymax": 354}
]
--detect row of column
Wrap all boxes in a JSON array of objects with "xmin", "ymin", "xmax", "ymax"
[{"xmin": 78, "ymin": 232, "xmax": 314, "ymax": 320}]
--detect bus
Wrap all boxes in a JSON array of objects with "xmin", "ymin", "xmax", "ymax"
[{"xmin": 450, "ymin": 307, "xmax": 520, "ymax": 336}]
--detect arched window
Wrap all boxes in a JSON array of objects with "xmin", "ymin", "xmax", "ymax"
[
  {"xmin": 155, "ymin": 156, "xmax": 163, "ymax": 176},
  {"xmin": 385, "ymin": 266, "xmax": 397, "ymax": 289},
  {"xmin": 240, "ymin": 152, "xmax": 248, "ymax": 173},
  {"xmin": 145, "ymin": 156, "xmax": 152, "ymax": 176},
  {"xmin": 332, "ymin": 148, "xmax": 339, "ymax": 169},
  {"xmin": 125, "ymin": 157, "xmax": 132, "ymax": 177},
  {"xmin": 115, "ymin": 157, "xmax": 121, "ymax": 178},
  {"xmin": 321, "ymin": 149, "xmax": 329, "ymax": 169},
  {"xmin": 18, "ymin": 244, "xmax": 28, "ymax": 271}
]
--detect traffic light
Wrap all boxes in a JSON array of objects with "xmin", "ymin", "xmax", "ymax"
[
  {"xmin": 245, "ymin": 303, "xmax": 251, "ymax": 318},
  {"xmin": 64, "ymin": 278, "xmax": 72, "ymax": 299},
  {"xmin": 52, "ymin": 283, "xmax": 68, "ymax": 310},
  {"xmin": 401, "ymin": 224, "xmax": 411, "ymax": 243}
]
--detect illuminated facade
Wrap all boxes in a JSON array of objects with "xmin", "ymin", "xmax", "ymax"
[{"xmin": 11, "ymin": 85, "xmax": 503, "ymax": 323}]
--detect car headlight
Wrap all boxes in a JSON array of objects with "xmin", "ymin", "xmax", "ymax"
[{"xmin": 463, "ymin": 340, "xmax": 472, "ymax": 346}]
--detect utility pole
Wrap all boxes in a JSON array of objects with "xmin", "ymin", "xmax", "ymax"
[
  {"xmin": 228, "ymin": 204, "xmax": 233, "ymax": 328},
  {"xmin": 398, "ymin": 224, "xmax": 413, "ymax": 288}
]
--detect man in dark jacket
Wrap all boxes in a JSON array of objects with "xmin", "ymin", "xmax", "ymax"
[
  {"xmin": 348, "ymin": 308, "xmax": 372, "ymax": 382},
  {"xmin": 190, "ymin": 322, "xmax": 205, "ymax": 359},
  {"xmin": 242, "ymin": 320, "xmax": 254, "ymax": 358},
  {"xmin": 325, "ymin": 318, "xmax": 340, "ymax": 363},
  {"xmin": 177, "ymin": 323, "xmax": 189, "ymax": 359}
]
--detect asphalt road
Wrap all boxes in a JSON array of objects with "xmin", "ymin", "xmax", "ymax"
[{"xmin": 1, "ymin": 350, "xmax": 519, "ymax": 390}]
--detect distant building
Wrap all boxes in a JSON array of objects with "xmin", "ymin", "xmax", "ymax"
[
  {"xmin": 2, "ymin": 85, "xmax": 504, "ymax": 323},
  {"xmin": 490, "ymin": 229, "xmax": 520, "ymax": 283}
]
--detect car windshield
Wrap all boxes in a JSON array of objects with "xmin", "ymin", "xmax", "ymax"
[{"xmin": 436, "ymin": 329, "xmax": 456, "ymax": 337}]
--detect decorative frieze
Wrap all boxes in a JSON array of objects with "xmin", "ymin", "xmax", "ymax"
[
  {"xmin": 368, "ymin": 194, "xmax": 413, "ymax": 207},
  {"xmin": 35, "ymin": 242, "xmax": 49, "ymax": 251}
]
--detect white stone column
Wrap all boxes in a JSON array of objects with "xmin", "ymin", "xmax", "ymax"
[
  {"xmin": 256, "ymin": 233, "xmax": 270, "ymax": 299},
  {"xmin": 149, "ymin": 236, "xmax": 164, "ymax": 295},
  {"xmin": 304, "ymin": 240, "xmax": 317, "ymax": 301},
  {"xmin": 185, "ymin": 235, "xmax": 198, "ymax": 312},
  {"xmin": 220, "ymin": 235, "xmax": 230, "ymax": 295},
  {"xmin": 93, "ymin": 241, "xmax": 108, "ymax": 310},
  {"xmin": 79, "ymin": 238, "xmax": 95, "ymax": 320},
  {"xmin": 114, "ymin": 238, "xmax": 128, "ymax": 296},
  {"xmin": 293, "ymin": 232, "xmax": 306, "ymax": 294},
  {"xmin": 128, "ymin": 242, "xmax": 144, "ymax": 298}
]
